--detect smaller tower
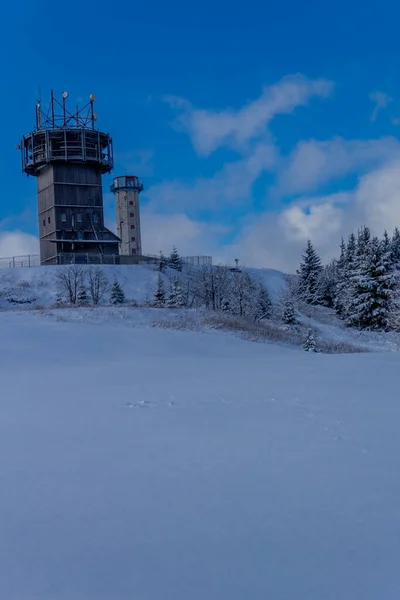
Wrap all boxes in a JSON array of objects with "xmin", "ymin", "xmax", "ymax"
[{"xmin": 111, "ymin": 176, "xmax": 143, "ymax": 256}]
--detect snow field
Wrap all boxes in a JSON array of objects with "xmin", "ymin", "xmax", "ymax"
[{"xmin": 0, "ymin": 311, "xmax": 400, "ymax": 599}]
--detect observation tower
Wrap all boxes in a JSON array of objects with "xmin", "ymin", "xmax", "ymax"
[{"xmin": 20, "ymin": 91, "xmax": 120, "ymax": 265}]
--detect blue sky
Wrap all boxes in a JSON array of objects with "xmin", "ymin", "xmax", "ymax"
[{"xmin": 2, "ymin": 0, "xmax": 400, "ymax": 270}]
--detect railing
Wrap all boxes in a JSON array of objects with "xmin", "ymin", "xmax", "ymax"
[
  {"xmin": 0, "ymin": 254, "xmax": 41, "ymax": 269},
  {"xmin": 0, "ymin": 253, "xmax": 213, "ymax": 269}
]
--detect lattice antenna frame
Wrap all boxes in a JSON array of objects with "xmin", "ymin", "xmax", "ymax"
[{"xmin": 35, "ymin": 90, "xmax": 98, "ymax": 130}]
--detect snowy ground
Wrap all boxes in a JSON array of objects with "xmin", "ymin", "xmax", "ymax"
[{"xmin": 1, "ymin": 310, "xmax": 400, "ymax": 599}]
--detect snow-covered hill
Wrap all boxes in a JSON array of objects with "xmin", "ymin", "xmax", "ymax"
[
  {"xmin": 1, "ymin": 263, "xmax": 399, "ymax": 353},
  {"xmin": 0, "ymin": 264, "xmax": 288, "ymax": 308},
  {"xmin": 1, "ymin": 310, "xmax": 400, "ymax": 600}
]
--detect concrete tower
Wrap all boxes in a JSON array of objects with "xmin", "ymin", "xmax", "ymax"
[
  {"xmin": 111, "ymin": 176, "xmax": 143, "ymax": 256},
  {"xmin": 20, "ymin": 91, "xmax": 120, "ymax": 265}
]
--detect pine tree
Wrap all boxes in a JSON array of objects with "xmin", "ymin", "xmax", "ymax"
[
  {"xmin": 167, "ymin": 279, "xmax": 185, "ymax": 307},
  {"xmin": 110, "ymin": 280, "xmax": 125, "ymax": 305},
  {"xmin": 315, "ymin": 261, "xmax": 337, "ymax": 308},
  {"xmin": 391, "ymin": 227, "xmax": 400, "ymax": 264},
  {"xmin": 283, "ymin": 299, "xmax": 296, "ymax": 325},
  {"xmin": 154, "ymin": 275, "xmax": 166, "ymax": 307},
  {"xmin": 347, "ymin": 235, "xmax": 395, "ymax": 329},
  {"xmin": 77, "ymin": 285, "xmax": 88, "ymax": 306},
  {"xmin": 169, "ymin": 246, "xmax": 182, "ymax": 271},
  {"xmin": 303, "ymin": 329, "xmax": 318, "ymax": 352},
  {"xmin": 158, "ymin": 251, "xmax": 167, "ymax": 273},
  {"xmin": 255, "ymin": 285, "xmax": 272, "ymax": 321},
  {"xmin": 335, "ymin": 233, "xmax": 357, "ymax": 319},
  {"xmin": 297, "ymin": 240, "xmax": 323, "ymax": 304},
  {"xmin": 334, "ymin": 238, "xmax": 347, "ymax": 316}
]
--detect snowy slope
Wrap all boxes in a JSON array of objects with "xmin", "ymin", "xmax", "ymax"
[
  {"xmin": 0, "ymin": 264, "xmax": 161, "ymax": 307},
  {"xmin": 1, "ymin": 311, "xmax": 400, "ymax": 600},
  {"xmin": 0, "ymin": 264, "xmax": 288, "ymax": 308},
  {"xmin": 1, "ymin": 264, "xmax": 399, "ymax": 353}
]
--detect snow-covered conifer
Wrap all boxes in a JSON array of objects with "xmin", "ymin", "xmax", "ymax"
[
  {"xmin": 315, "ymin": 261, "xmax": 337, "ymax": 308},
  {"xmin": 347, "ymin": 235, "xmax": 395, "ymax": 329},
  {"xmin": 77, "ymin": 285, "xmax": 88, "ymax": 306},
  {"xmin": 303, "ymin": 329, "xmax": 318, "ymax": 352},
  {"xmin": 297, "ymin": 240, "xmax": 323, "ymax": 304},
  {"xmin": 158, "ymin": 251, "xmax": 167, "ymax": 273},
  {"xmin": 391, "ymin": 227, "xmax": 400, "ymax": 264},
  {"xmin": 167, "ymin": 279, "xmax": 185, "ymax": 307},
  {"xmin": 169, "ymin": 247, "xmax": 183, "ymax": 271},
  {"xmin": 335, "ymin": 233, "xmax": 357, "ymax": 319},
  {"xmin": 283, "ymin": 299, "xmax": 296, "ymax": 325},
  {"xmin": 255, "ymin": 285, "xmax": 272, "ymax": 321},
  {"xmin": 110, "ymin": 280, "xmax": 125, "ymax": 305},
  {"xmin": 154, "ymin": 275, "xmax": 166, "ymax": 307}
]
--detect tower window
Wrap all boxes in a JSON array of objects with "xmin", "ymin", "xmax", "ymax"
[
  {"xmin": 129, "ymin": 201, "xmax": 134, "ymax": 206},
  {"xmin": 93, "ymin": 214, "xmax": 99, "ymax": 223},
  {"xmin": 132, "ymin": 248, "xmax": 137, "ymax": 254},
  {"xmin": 130, "ymin": 224, "xmax": 135, "ymax": 230},
  {"xmin": 131, "ymin": 236, "xmax": 136, "ymax": 242},
  {"xmin": 43, "ymin": 219, "xmax": 46, "ymax": 227},
  {"xmin": 61, "ymin": 213, "xmax": 67, "ymax": 223},
  {"xmin": 48, "ymin": 216, "xmax": 51, "ymax": 224},
  {"xmin": 130, "ymin": 212, "xmax": 134, "ymax": 217},
  {"xmin": 77, "ymin": 214, "xmax": 82, "ymax": 223}
]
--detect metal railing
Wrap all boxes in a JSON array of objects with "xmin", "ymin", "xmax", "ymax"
[
  {"xmin": 0, "ymin": 253, "xmax": 213, "ymax": 269},
  {"xmin": 0, "ymin": 254, "xmax": 41, "ymax": 269}
]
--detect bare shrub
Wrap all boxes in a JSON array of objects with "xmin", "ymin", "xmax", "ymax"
[
  {"xmin": 318, "ymin": 339, "xmax": 370, "ymax": 354},
  {"xmin": 56, "ymin": 265, "xmax": 85, "ymax": 305},
  {"xmin": 88, "ymin": 266, "xmax": 108, "ymax": 305}
]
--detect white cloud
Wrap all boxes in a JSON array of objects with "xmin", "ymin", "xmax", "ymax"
[
  {"xmin": 141, "ymin": 210, "xmax": 223, "ymax": 257},
  {"xmin": 369, "ymin": 90, "xmax": 392, "ymax": 122},
  {"xmin": 277, "ymin": 136, "xmax": 400, "ymax": 196},
  {"xmin": 0, "ymin": 231, "xmax": 39, "ymax": 258},
  {"xmin": 222, "ymin": 158, "xmax": 400, "ymax": 272},
  {"xmin": 166, "ymin": 74, "xmax": 333, "ymax": 156},
  {"xmin": 144, "ymin": 142, "xmax": 277, "ymax": 211}
]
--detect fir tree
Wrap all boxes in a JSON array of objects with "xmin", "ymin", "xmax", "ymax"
[
  {"xmin": 77, "ymin": 285, "xmax": 88, "ymax": 306},
  {"xmin": 158, "ymin": 251, "xmax": 167, "ymax": 273},
  {"xmin": 315, "ymin": 261, "xmax": 337, "ymax": 308},
  {"xmin": 297, "ymin": 240, "xmax": 323, "ymax": 304},
  {"xmin": 347, "ymin": 236, "xmax": 395, "ymax": 329},
  {"xmin": 334, "ymin": 238, "xmax": 347, "ymax": 316},
  {"xmin": 255, "ymin": 285, "xmax": 272, "ymax": 321},
  {"xmin": 335, "ymin": 233, "xmax": 357, "ymax": 319},
  {"xmin": 167, "ymin": 279, "xmax": 185, "ymax": 307},
  {"xmin": 169, "ymin": 246, "xmax": 183, "ymax": 271},
  {"xmin": 391, "ymin": 227, "xmax": 400, "ymax": 264},
  {"xmin": 303, "ymin": 329, "xmax": 318, "ymax": 352},
  {"xmin": 154, "ymin": 275, "xmax": 166, "ymax": 307},
  {"xmin": 110, "ymin": 280, "xmax": 125, "ymax": 305},
  {"xmin": 283, "ymin": 299, "xmax": 296, "ymax": 325}
]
